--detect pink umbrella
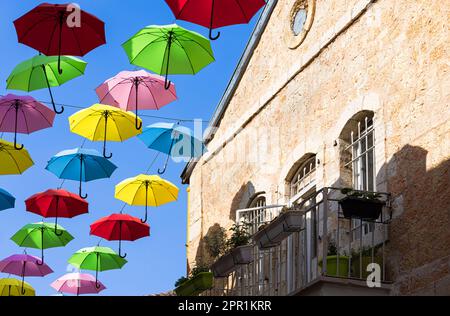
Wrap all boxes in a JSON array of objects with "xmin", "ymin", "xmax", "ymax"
[
  {"xmin": 51, "ymin": 273, "xmax": 106, "ymax": 296},
  {"xmin": 95, "ymin": 70, "xmax": 177, "ymax": 130},
  {"xmin": 0, "ymin": 254, "xmax": 53, "ymax": 294},
  {"xmin": 0, "ymin": 94, "xmax": 55, "ymax": 150}
]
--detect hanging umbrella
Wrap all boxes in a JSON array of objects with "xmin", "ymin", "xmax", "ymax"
[
  {"xmin": 95, "ymin": 70, "xmax": 177, "ymax": 130},
  {"xmin": 122, "ymin": 24, "xmax": 214, "ymax": 90},
  {"xmin": 14, "ymin": 3, "xmax": 106, "ymax": 74},
  {"xmin": 115, "ymin": 175, "xmax": 179, "ymax": 223},
  {"xmin": 0, "ymin": 94, "xmax": 56, "ymax": 150},
  {"xmin": 0, "ymin": 278, "xmax": 35, "ymax": 296},
  {"xmin": 165, "ymin": 0, "xmax": 266, "ymax": 40},
  {"xmin": 45, "ymin": 148, "xmax": 117, "ymax": 199},
  {"xmin": 0, "ymin": 188, "xmax": 15, "ymax": 212},
  {"xmin": 0, "ymin": 254, "xmax": 53, "ymax": 295},
  {"xmin": 138, "ymin": 122, "xmax": 206, "ymax": 174},
  {"xmin": 11, "ymin": 222, "xmax": 74, "ymax": 266},
  {"xmin": 26, "ymin": 189, "xmax": 89, "ymax": 235},
  {"xmin": 69, "ymin": 104, "xmax": 142, "ymax": 159},
  {"xmin": 51, "ymin": 273, "xmax": 106, "ymax": 296},
  {"xmin": 90, "ymin": 213, "xmax": 150, "ymax": 258},
  {"xmin": 0, "ymin": 139, "xmax": 34, "ymax": 175},
  {"xmin": 68, "ymin": 246, "xmax": 127, "ymax": 289},
  {"xmin": 6, "ymin": 55, "xmax": 87, "ymax": 114}
]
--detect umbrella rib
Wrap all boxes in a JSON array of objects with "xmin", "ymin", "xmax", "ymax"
[
  {"xmin": 235, "ymin": 0, "xmax": 251, "ymax": 22},
  {"xmin": 107, "ymin": 114, "xmax": 125, "ymax": 142},
  {"xmin": 29, "ymin": 103, "xmax": 54, "ymax": 127},
  {"xmin": 141, "ymin": 81, "xmax": 160, "ymax": 109},
  {"xmin": 90, "ymin": 156, "xmax": 113, "ymax": 179},
  {"xmin": 127, "ymin": 37, "xmax": 166, "ymax": 65},
  {"xmin": 21, "ymin": 107, "xmax": 31, "ymax": 135},
  {"xmin": 0, "ymin": 105, "xmax": 15, "ymax": 130},
  {"xmin": 3, "ymin": 148, "xmax": 23, "ymax": 174},
  {"xmin": 176, "ymin": 36, "xmax": 215, "ymax": 61},
  {"xmin": 18, "ymin": 15, "xmax": 57, "ymax": 41},
  {"xmin": 46, "ymin": 18, "xmax": 60, "ymax": 55}
]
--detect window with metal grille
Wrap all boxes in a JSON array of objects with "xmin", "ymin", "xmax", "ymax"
[
  {"xmin": 345, "ymin": 116, "xmax": 376, "ymax": 192},
  {"xmin": 343, "ymin": 114, "xmax": 376, "ymax": 237},
  {"xmin": 290, "ymin": 156, "xmax": 316, "ymax": 199}
]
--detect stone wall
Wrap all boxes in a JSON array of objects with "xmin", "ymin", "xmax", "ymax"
[{"xmin": 186, "ymin": 0, "xmax": 450, "ymax": 295}]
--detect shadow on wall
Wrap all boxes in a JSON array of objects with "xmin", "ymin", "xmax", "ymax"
[
  {"xmin": 380, "ymin": 144, "xmax": 450, "ymax": 295},
  {"xmin": 195, "ymin": 223, "xmax": 226, "ymax": 269},
  {"xmin": 229, "ymin": 182, "xmax": 257, "ymax": 221}
]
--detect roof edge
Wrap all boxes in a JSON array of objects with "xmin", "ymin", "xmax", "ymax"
[{"xmin": 181, "ymin": 0, "xmax": 278, "ymax": 184}]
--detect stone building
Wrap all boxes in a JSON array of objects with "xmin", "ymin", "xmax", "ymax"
[{"xmin": 181, "ymin": 0, "xmax": 449, "ymax": 296}]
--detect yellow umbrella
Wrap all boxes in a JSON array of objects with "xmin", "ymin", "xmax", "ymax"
[
  {"xmin": 115, "ymin": 174, "xmax": 179, "ymax": 223},
  {"xmin": 69, "ymin": 104, "xmax": 142, "ymax": 159},
  {"xmin": 0, "ymin": 278, "xmax": 35, "ymax": 296},
  {"xmin": 0, "ymin": 139, "xmax": 34, "ymax": 175}
]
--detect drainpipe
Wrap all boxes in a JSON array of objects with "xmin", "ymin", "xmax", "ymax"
[{"xmin": 186, "ymin": 186, "xmax": 191, "ymax": 276}]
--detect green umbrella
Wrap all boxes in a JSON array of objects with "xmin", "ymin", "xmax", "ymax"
[
  {"xmin": 122, "ymin": 24, "xmax": 214, "ymax": 89},
  {"xmin": 6, "ymin": 55, "xmax": 87, "ymax": 114},
  {"xmin": 68, "ymin": 246, "xmax": 127, "ymax": 288},
  {"xmin": 11, "ymin": 222, "xmax": 74, "ymax": 266}
]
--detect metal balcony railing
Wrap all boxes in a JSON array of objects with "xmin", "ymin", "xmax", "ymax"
[{"xmin": 208, "ymin": 187, "xmax": 391, "ymax": 296}]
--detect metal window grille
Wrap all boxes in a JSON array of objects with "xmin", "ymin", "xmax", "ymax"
[{"xmin": 291, "ymin": 156, "xmax": 316, "ymax": 198}]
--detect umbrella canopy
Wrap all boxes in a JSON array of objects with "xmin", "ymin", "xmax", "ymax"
[
  {"xmin": 0, "ymin": 278, "xmax": 35, "ymax": 296},
  {"xmin": 46, "ymin": 148, "xmax": 118, "ymax": 199},
  {"xmin": 122, "ymin": 24, "xmax": 214, "ymax": 89},
  {"xmin": 138, "ymin": 122, "xmax": 206, "ymax": 174},
  {"xmin": 11, "ymin": 222, "xmax": 74, "ymax": 265},
  {"xmin": 0, "ymin": 254, "xmax": 53, "ymax": 295},
  {"xmin": 69, "ymin": 104, "xmax": 142, "ymax": 159},
  {"xmin": 26, "ymin": 189, "xmax": 89, "ymax": 235},
  {"xmin": 165, "ymin": 0, "xmax": 266, "ymax": 40},
  {"xmin": 68, "ymin": 246, "xmax": 127, "ymax": 288},
  {"xmin": 95, "ymin": 70, "xmax": 177, "ymax": 130},
  {"xmin": 0, "ymin": 94, "xmax": 55, "ymax": 150},
  {"xmin": 6, "ymin": 55, "xmax": 87, "ymax": 114},
  {"xmin": 115, "ymin": 175, "xmax": 179, "ymax": 223},
  {"xmin": 0, "ymin": 139, "xmax": 34, "ymax": 175},
  {"xmin": 90, "ymin": 213, "xmax": 150, "ymax": 258},
  {"xmin": 51, "ymin": 273, "xmax": 106, "ymax": 296},
  {"xmin": 14, "ymin": 3, "xmax": 106, "ymax": 74},
  {"xmin": 0, "ymin": 188, "xmax": 15, "ymax": 212}
]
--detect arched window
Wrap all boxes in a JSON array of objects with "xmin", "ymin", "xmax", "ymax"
[
  {"xmin": 290, "ymin": 155, "xmax": 317, "ymax": 199},
  {"xmin": 248, "ymin": 194, "xmax": 267, "ymax": 209},
  {"xmin": 340, "ymin": 112, "xmax": 376, "ymax": 191}
]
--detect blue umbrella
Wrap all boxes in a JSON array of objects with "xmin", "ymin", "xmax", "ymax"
[
  {"xmin": 0, "ymin": 188, "xmax": 15, "ymax": 212},
  {"xmin": 138, "ymin": 122, "xmax": 206, "ymax": 174},
  {"xmin": 46, "ymin": 148, "xmax": 118, "ymax": 199}
]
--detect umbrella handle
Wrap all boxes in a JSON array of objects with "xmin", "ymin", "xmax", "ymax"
[
  {"xmin": 42, "ymin": 65, "xmax": 65, "ymax": 114},
  {"xmin": 57, "ymin": 12, "xmax": 64, "ymax": 75},
  {"xmin": 21, "ymin": 262, "xmax": 27, "ymax": 295},
  {"xmin": 141, "ymin": 185, "xmax": 149, "ymax": 224},
  {"xmin": 118, "ymin": 239, "xmax": 127, "ymax": 259},
  {"xmin": 36, "ymin": 229, "xmax": 45, "ymax": 266},
  {"xmin": 79, "ymin": 158, "xmax": 88, "ymax": 199},
  {"xmin": 95, "ymin": 253, "xmax": 102, "ymax": 289},
  {"xmin": 103, "ymin": 114, "xmax": 113, "ymax": 159},
  {"xmin": 13, "ymin": 104, "xmax": 24, "ymax": 150},
  {"xmin": 209, "ymin": 28, "xmax": 221, "ymax": 41},
  {"xmin": 209, "ymin": 0, "xmax": 220, "ymax": 40},
  {"xmin": 164, "ymin": 76, "xmax": 172, "ymax": 90},
  {"xmin": 135, "ymin": 82, "xmax": 142, "ymax": 130}
]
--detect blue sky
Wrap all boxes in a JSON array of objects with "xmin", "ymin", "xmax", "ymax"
[{"xmin": 0, "ymin": 0, "xmax": 261, "ymax": 296}]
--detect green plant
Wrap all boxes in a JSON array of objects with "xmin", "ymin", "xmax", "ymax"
[
  {"xmin": 226, "ymin": 223, "xmax": 252, "ymax": 251},
  {"xmin": 204, "ymin": 226, "xmax": 227, "ymax": 260},
  {"xmin": 327, "ymin": 240, "xmax": 338, "ymax": 256},
  {"xmin": 190, "ymin": 264, "xmax": 211, "ymax": 278},
  {"xmin": 175, "ymin": 276, "xmax": 189, "ymax": 287},
  {"xmin": 341, "ymin": 188, "xmax": 381, "ymax": 201}
]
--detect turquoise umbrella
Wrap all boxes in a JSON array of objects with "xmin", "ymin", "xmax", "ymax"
[
  {"xmin": 138, "ymin": 122, "xmax": 206, "ymax": 174},
  {"xmin": 0, "ymin": 188, "xmax": 15, "ymax": 212},
  {"xmin": 46, "ymin": 148, "xmax": 118, "ymax": 199}
]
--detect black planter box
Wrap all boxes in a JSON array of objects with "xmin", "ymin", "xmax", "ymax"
[
  {"xmin": 211, "ymin": 245, "xmax": 254, "ymax": 278},
  {"xmin": 339, "ymin": 197, "xmax": 385, "ymax": 221},
  {"xmin": 253, "ymin": 211, "xmax": 304, "ymax": 250}
]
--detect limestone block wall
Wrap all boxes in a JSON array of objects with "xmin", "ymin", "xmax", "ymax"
[{"xmin": 186, "ymin": 0, "xmax": 450, "ymax": 295}]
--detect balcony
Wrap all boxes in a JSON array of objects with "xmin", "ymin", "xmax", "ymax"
[{"xmin": 204, "ymin": 187, "xmax": 393, "ymax": 296}]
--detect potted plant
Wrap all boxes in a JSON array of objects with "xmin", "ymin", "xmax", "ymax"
[
  {"xmin": 211, "ymin": 223, "xmax": 254, "ymax": 278},
  {"xmin": 253, "ymin": 207, "xmax": 304, "ymax": 249},
  {"xmin": 319, "ymin": 240, "xmax": 350, "ymax": 278},
  {"xmin": 339, "ymin": 188, "xmax": 385, "ymax": 221},
  {"xmin": 174, "ymin": 265, "xmax": 213, "ymax": 296}
]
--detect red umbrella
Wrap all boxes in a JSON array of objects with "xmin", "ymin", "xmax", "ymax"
[
  {"xmin": 165, "ymin": 0, "xmax": 266, "ymax": 40},
  {"xmin": 25, "ymin": 189, "xmax": 89, "ymax": 235},
  {"xmin": 14, "ymin": 3, "xmax": 106, "ymax": 74},
  {"xmin": 90, "ymin": 214, "xmax": 150, "ymax": 259}
]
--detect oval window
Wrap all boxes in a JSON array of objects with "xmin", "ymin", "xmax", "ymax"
[{"xmin": 292, "ymin": 9, "xmax": 307, "ymax": 36}]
